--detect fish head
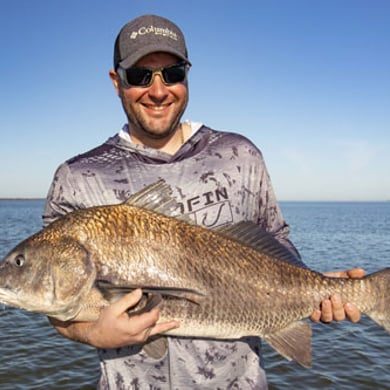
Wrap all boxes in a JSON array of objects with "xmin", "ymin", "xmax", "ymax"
[{"xmin": 0, "ymin": 234, "xmax": 96, "ymax": 321}]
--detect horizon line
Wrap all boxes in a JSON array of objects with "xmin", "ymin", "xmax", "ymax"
[{"xmin": 0, "ymin": 198, "xmax": 388, "ymax": 203}]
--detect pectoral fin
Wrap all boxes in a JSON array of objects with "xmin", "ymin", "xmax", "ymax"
[
  {"xmin": 264, "ymin": 321, "xmax": 312, "ymax": 368},
  {"xmin": 96, "ymin": 280, "xmax": 205, "ymax": 305},
  {"xmin": 127, "ymin": 293, "xmax": 163, "ymax": 317}
]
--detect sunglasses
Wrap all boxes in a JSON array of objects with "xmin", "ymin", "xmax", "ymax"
[{"xmin": 117, "ymin": 62, "xmax": 189, "ymax": 88}]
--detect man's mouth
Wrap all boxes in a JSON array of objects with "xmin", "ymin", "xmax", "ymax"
[{"xmin": 143, "ymin": 104, "xmax": 171, "ymax": 111}]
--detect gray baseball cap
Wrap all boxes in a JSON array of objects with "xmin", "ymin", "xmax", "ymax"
[{"xmin": 114, "ymin": 14, "xmax": 191, "ymax": 69}]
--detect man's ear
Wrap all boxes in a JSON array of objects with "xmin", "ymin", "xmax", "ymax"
[{"xmin": 109, "ymin": 70, "xmax": 121, "ymax": 96}]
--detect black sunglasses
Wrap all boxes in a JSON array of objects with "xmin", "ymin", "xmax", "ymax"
[{"xmin": 117, "ymin": 62, "xmax": 188, "ymax": 88}]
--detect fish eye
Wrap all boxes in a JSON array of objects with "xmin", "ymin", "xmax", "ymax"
[{"xmin": 13, "ymin": 254, "xmax": 25, "ymax": 268}]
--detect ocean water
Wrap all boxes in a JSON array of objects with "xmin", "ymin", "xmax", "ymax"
[{"xmin": 0, "ymin": 200, "xmax": 389, "ymax": 389}]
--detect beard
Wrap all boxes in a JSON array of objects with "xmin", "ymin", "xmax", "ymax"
[{"xmin": 123, "ymin": 94, "xmax": 188, "ymax": 141}]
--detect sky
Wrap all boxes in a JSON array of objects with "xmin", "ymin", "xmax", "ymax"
[{"xmin": 0, "ymin": 0, "xmax": 389, "ymax": 201}]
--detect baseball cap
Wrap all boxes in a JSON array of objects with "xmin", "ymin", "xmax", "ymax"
[{"xmin": 114, "ymin": 14, "xmax": 191, "ymax": 69}]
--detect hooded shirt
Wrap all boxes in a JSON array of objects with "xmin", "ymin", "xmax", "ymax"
[{"xmin": 43, "ymin": 122, "xmax": 303, "ymax": 389}]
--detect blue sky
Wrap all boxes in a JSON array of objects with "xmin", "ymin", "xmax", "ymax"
[{"xmin": 1, "ymin": 0, "xmax": 389, "ymax": 200}]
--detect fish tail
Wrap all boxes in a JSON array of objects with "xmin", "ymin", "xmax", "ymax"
[{"xmin": 364, "ymin": 267, "xmax": 390, "ymax": 333}]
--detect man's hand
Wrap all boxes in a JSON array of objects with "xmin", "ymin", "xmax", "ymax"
[
  {"xmin": 310, "ymin": 268, "xmax": 365, "ymax": 323},
  {"xmin": 50, "ymin": 289, "xmax": 180, "ymax": 349}
]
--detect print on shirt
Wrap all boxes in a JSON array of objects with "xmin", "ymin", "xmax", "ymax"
[{"xmin": 178, "ymin": 186, "xmax": 233, "ymax": 228}]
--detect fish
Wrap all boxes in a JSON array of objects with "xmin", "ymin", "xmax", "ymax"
[{"xmin": 0, "ymin": 180, "xmax": 389, "ymax": 368}]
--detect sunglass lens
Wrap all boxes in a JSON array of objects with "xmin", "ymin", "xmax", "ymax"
[
  {"xmin": 162, "ymin": 65, "xmax": 186, "ymax": 84},
  {"xmin": 125, "ymin": 68, "xmax": 152, "ymax": 87}
]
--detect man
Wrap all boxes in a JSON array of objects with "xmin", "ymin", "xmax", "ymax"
[{"xmin": 43, "ymin": 14, "xmax": 364, "ymax": 389}]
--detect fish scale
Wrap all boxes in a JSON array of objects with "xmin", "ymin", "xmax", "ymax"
[{"xmin": 0, "ymin": 180, "xmax": 389, "ymax": 368}]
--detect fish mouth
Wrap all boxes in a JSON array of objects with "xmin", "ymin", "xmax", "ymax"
[
  {"xmin": 0, "ymin": 287, "xmax": 81, "ymax": 320},
  {"xmin": 0, "ymin": 288, "xmax": 29, "ymax": 311}
]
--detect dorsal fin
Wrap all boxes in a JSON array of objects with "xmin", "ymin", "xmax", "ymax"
[
  {"xmin": 124, "ymin": 180, "xmax": 190, "ymax": 222},
  {"xmin": 217, "ymin": 221, "xmax": 304, "ymax": 267},
  {"xmin": 125, "ymin": 181, "xmax": 302, "ymax": 267}
]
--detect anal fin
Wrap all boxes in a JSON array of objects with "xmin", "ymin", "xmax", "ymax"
[{"xmin": 264, "ymin": 321, "xmax": 312, "ymax": 368}]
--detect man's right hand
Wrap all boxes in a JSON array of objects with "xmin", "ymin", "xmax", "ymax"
[{"xmin": 50, "ymin": 289, "xmax": 180, "ymax": 349}]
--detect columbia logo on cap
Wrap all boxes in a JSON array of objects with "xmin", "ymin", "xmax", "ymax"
[{"xmin": 130, "ymin": 25, "xmax": 178, "ymax": 41}]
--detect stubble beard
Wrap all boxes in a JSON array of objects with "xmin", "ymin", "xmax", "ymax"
[{"xmin": 125, "ymin": 97, "xmax": 188, "ymax": 141}]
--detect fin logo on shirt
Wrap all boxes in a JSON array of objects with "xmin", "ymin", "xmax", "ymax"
[
  {"xmin": 194, "ymin": 201, "xmax": 232, "ymax": 228},
  {"xmin": 179, "ymin": 187, "xmax": 233, "ymax": 228}
]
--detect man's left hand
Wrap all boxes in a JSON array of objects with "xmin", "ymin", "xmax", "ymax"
[{"xmin": 310, "ymin": 268, "xmax": 366, "ymax": 323}]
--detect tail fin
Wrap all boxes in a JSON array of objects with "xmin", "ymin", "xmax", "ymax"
[{"xmin": 364, "ymin": 267, "xmax": 390, "ymax": 333}]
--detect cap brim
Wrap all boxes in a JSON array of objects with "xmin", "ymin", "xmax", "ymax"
[{"xmin": 118, "ymin": 45, "xmax": 191, "ymax": 69}]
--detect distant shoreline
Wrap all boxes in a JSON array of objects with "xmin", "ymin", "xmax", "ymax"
[{"xmin": 0, "ymin": 198, "xmax": 45, "ymax": 201}]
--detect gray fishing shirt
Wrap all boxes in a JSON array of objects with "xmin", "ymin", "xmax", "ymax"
[{"xmin": 43, "ymin": 122, "xmax": 303, "ymax": 390}]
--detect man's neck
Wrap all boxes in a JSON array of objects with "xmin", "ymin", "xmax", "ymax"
[{"xmin": 128, "ymin": 122, "xmax": 191, "ymax": 155}]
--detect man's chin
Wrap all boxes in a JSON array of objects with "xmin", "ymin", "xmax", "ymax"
[{"xmin": 144, "ymin": 129, "xmax": 176, "ymax": 140}]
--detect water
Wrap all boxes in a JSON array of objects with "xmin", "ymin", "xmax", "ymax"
[
  {"xmin": 0, "ymin": 200, "xmax": 99, "ymax": 389},
  {"xmin": 265, "ymin": 201, "xmax": 390, "ymax": 390},
  {"xmin": 0, "ymin": 200, "xmax": 389, "ymax": 389}
]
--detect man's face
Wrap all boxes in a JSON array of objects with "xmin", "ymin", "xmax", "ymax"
[{"xmin": 111, "ymin": 52, "xmax": 189, "ymax": 143}]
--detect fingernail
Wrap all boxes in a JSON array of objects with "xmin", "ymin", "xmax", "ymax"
[
  {"xmin": 344, "ymin": 303, "xmax": 352, "ymax": 311},
  {"xmin": 332, "ymin": 294, "xmax": 341, "ymax": 303}
]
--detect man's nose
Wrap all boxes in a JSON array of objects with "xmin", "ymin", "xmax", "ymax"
[{"xmin": 147, "ymin": 73, "xmax": 169, "ymax": 99}]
